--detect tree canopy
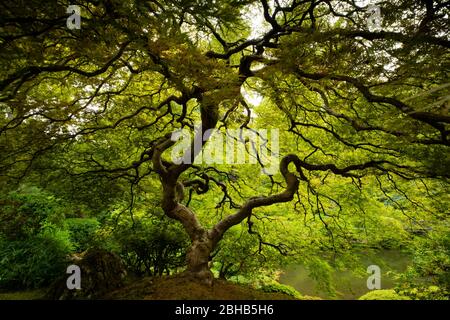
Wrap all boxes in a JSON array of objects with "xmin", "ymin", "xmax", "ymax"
[{"xmin": 0, "ymin": 0, "xmax": 449, "ymax": 292}]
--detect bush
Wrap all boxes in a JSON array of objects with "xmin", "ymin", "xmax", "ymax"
[
  {"xmin": 398, "ymin": 286, "xmax": 447, "ymax": 300},
  {"xmin": 0, "ymin": 232, "xmax": 72, "ymax": 289},
  {"xmin": 0, "ymin": 187, "xmax": 73, "ymax": 290},
  {"xmin": 0, "ymin": 186, "xmax": 66, "ymax": 240},
  {"xmin": 113, "ymin": 217, "xmax": 189, "ymax": 276},
  {"xmin": 396, "ymin": 229, "xmax": 450, "ymax": 300},
  {"xmin": 260, "ymin": 283, "xmax": 302, "ymax": 299},
  {"xmin": 211, "ymin": 225, "xmax": 289, "ymax": 281},
  {"xmin": 65, "ymin": 218, "xmax": 100, "ymax": 252},
  {"xmin": 358, "ymin": 289, "xmax": 410, "ymax": 300}
]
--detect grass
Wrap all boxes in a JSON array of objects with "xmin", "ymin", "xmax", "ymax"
[{"xmin": 0, "ymin": 289, "xmax": 46, "ymax": 300}]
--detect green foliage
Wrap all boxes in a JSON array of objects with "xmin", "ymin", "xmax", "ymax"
[
  {"xmin": 211, "ymin": 226, "xmax": 259, "ymax": 279},
  {"xmin": 0, "ymin": 232, "xmax": 72, "ymax": 289},
  {"xmin": 0, "ymin": 0, "xmax": 448, "ymax": 300},
  {"xmin": 211, "ymin": 224, "xmax": 290, "ymax": 281},
  {"xmin": 112, "ymin": 216, "xmax": 189, "ymax": 276},
  {"xmin": 259, "ymin": 283, "xmax": 302, "ymax": 299},
  {"xmin": 358, "ymin": 289, "xmax": 410, "ymax": 300},
  {"xmin": 305, "ymin": 257, "xmax": 336, "ymax": 296},
  {"xmin": 0, "ymin": 186, "xmax": 66, "ymax": 240},
  {"xmin": 65, "ymin": 218, "xmax": 100, "ymax": 252},
  {"xmin": 0, "ymin": 187, "xmax": 73, "ymax": 290},
  {"xmin": 398, "ymin": 286, "xmax": 447, "ymax": 300},
  {"xmin": 396, "ymin": 228, "xmax": 450, "ymax": 300}
]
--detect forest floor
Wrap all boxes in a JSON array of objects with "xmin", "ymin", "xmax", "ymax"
[
  {"xmin": 0, "ymin": 289, "xmax": 46, "ymax": 300},
  {"xmin": 104, "ymin": 275, "xmax": 303, "ymax": 300},
  {"xmin": 0, "ymin": 275, "xmax": 320, "ymax": 300}
]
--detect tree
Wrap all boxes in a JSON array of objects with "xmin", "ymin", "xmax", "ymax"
[{"xmin": 0, "ymin": 0, "xmax": 448, "ymax": 284}]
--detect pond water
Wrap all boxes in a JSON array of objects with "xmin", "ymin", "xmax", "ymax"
[{"xmin": 279, "ymin": 250, "xmax": 412, "ymax": 300}]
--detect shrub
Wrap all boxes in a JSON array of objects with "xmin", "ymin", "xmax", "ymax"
[
  {"xmin": 260, "ymin": 283, "xmax": 302, "ymax": 299},
  {"xmin": 211, "ymin": 226, "xmax": 289, "ymax": 281},
  {"xmin": 398, "ymin": 286, "xmax": 448, "ymax": 300},
  {"xmin": 113, "ymin": 217, "xmax": 189, "ymax": 276},
  {"xmin": 358, "ymin": 289, "xmax": 410, "ymax": 300},
  {"xmin": 396, "ymin": 229, "xmax": 450, "ymax": 300},
  {"xmin": 0, "ymin": 186, "xmax": 66, "ymax": 240},
  {"xmin": 0, "ymin": 231, "xmax": 72, "ymax": 289},
  {"xmin": 0, "ymin": 187, "xmax": 73, "ymax": 290},
  {"xmin": 65, "ymin": 218, "xmax": 100, "ymax": 252}
]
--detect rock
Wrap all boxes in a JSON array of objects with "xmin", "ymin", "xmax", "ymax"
[{"xmin": 46, "ymin": 248, "xmax": 127, "ymax": 300}]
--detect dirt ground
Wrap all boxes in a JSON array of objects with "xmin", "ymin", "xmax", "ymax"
[
  {"xmin": 1, "ymin": 275, "xmax": 322, "ymax": 300},
  {"xmin": 104, "ymin": 275, "xmax": 298, "ymax": 300}
]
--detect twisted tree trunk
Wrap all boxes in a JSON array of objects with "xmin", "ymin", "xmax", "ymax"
[
  {"xmin": 185, "ymin": 231, "xmax": 215, "ymax": 284},
  {"xmin": 150, "ymin": 96, "xmax": 306, "ymax": 285}
]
